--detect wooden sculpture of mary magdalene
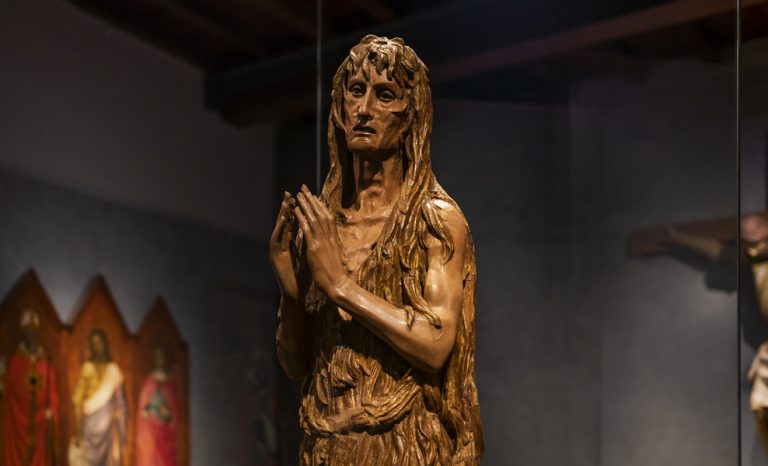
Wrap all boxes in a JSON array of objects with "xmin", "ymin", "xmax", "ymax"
[{"xmin": 270, "ymin": 35, "xmax": 483, "ymax": 465}]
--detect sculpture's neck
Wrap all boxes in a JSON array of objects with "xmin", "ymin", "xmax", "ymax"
[{"xmin": 351, "ymin": 150, "xmax": 403, "ymax": 214}]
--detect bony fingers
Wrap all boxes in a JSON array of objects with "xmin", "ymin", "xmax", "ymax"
[
  {"xmin": 311, "ymin": 192, "xmax": 331, "ymax": 220},
  {"xmin": 301, "ymin": 186, "xmax": 322, "ymax": 213},
  {"xmin": 297, "ymin": 193, "xmax": 317, "ymax": 223},
  {"xmin": 272, "ymin": 214, "xmax": 288, "ymax": 239},
  {"xmin": 294, "ymin": 207, "xmax": 312, "ymax": 234},
  {"xmin": 301, "ymin": 187, "xmax": 332, "ymax": 226},
  {"xmin": 280, "ymin": 201, "xmax": 292, "ymax": 216}
]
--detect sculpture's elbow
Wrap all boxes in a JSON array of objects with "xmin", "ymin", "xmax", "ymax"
[
  {"xmin": 417, "ymin": 351, "xmax": 451, "ymax": 375},
  {"xmin": 419, "ymin": 362, "xmax": 442, "ymax": 375}
]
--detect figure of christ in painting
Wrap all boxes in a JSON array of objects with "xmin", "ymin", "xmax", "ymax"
[
  {"xmin": 70, "ymin": 330, "xmax": 126, "ymax": 466},
  {"xmin": 136, "ymin": 348, "xmax": 179, "ymax": 466},
  {"xmin": 0, "ymin": 309, "xmax": 60, "ymax": 466},
  {"xmin": 270, "ymin": 35, "xmax": 483, "ymax": 465}
]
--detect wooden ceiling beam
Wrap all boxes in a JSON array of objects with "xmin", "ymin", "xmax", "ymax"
[
  {"xmin": 62, "ymin": 0, "xmax": 200, "ymax": 67},
  {"xmin": 755, "ymin": 4, "xmax": 768, "ymax": 29},
  {"xmin": 207, "ymin": 0, "xmax": 768, "ymax": 124},
  {"xmin": 148, "ymin": 0, "xmax": 268, "ymax": 56},
  {"xmin": 252, "ymin": 0, "xmax": 317, "ymax": 40},
  {"xmin": 359, "ymin": 0, "xmax": 394, "ymax": 22},
  {"xmin": 64, "ymin": 0, "xmax": 268, "ymax": 64},
  {"xmin": 431, "ymin": 0, "xmax": 764, "ymax": 82},
  {"xmin": 322, "ymin": 0, "xmax": 393, "ymax": 23},
  {"xmin": 337, "ymin": 0, "xmax": 394, "ymax": 22}
]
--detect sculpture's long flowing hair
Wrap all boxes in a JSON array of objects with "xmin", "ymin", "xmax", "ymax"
[{"xmin": 318, "ymin": 35, "xmax": 483, "ymax": 462}]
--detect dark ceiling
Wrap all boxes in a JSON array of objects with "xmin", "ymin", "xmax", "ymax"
[{"xmin": 64, "ymin": 0, "xmax": 768, "ymax": 124}]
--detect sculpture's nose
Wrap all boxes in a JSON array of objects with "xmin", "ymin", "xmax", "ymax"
[{"xmin": 358, "ymin": 89, "xmax": 375, "ymax": 119}]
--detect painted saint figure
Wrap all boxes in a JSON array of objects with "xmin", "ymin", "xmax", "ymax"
[
  {"xmin": 70, "ymin": 330, "xmax": 126, "ymax": 466},
  {"xmin": 136, "ymin": 348, "xmax": 179, "ymax": 466},
  {"xmin": 270, "ymin": 35, "xmax": 482, "ymax": 465},
  {"xmin": 0, "ymin": 309, "xmax": 60, "ymax": 466}
]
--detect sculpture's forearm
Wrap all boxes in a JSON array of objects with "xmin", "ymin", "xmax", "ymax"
[
  {"xmin": 330, "ymin": 279, "xmax": 456, "ymax": 374},
  {"xmin": 276, "ymin": 297, "xmax": 311, "ymax": 379}
]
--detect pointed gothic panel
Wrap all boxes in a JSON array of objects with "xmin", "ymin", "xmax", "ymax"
[
  {"xmin": 65, "ymin": 276, "xmax": 136, "ymax": 466},
  {"xmin": 0, "ymin": 270, "xmax": 69, "ymax": 464},
  {"xmin": 0, "ymin": 270, "xmax": 65, "ymax": 360},
  {"xmin": 135, "ymin": 297, "xmax": 190, "ymax": 466}
]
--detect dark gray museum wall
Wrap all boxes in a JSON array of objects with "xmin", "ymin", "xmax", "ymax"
[
  {"xmin": 427, "ymin": 43, "xmax": 768, "ymax": 464},
  {"xmin": 569, "ymin": 58, "xmax": 738, "ymax": 466},
  {"xmin": 0, "ymin": 0, "xmax": 277, "ymax": 239},
  {"xmin": 0, "ymin": 171, "xmax": 280, "ymax": 465},
  {"xmin": 0, "ymin": 0, "xmax": 283, "ymax": 465},
  {"xmin": 430, "ymin": 99, "xmax": 585, "ymax": 466}
]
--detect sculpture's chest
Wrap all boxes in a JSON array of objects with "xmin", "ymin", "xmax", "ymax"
[{"xmin": 337, "ymin": 218, "xmax": 386, "ymax": 276}]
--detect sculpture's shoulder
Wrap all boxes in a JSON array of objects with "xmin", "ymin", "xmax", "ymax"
[
  {"xmin": 422, "ymin": 191, "xmax": 472, "ymax": 265},
  {"xmin": 427, "ymin": 197, "xmax": 464, "ymax": 220},
  {"xmin": 424, "ymin": 191, "xmax": 470, "ymax": 240}
]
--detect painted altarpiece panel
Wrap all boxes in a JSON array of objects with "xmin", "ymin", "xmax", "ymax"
[
  {"xmin": 0, "ymin": 271, "xmax": 69, "ymax": 466},
  {"xmin": 135, "ymin": 297, "xmax": 189, "ymax": 466},
  {"xmin": 64, "ymin": 277, "xmax": 135, "ymax": 466}
]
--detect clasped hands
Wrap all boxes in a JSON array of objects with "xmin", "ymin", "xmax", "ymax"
[{"xmin": 270, "ymin": 185, "xmax": 349, "ymax": 303}]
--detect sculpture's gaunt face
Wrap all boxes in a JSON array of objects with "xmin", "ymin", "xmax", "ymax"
[{"xmin": 343, "ymin": 66, "xmax": 408, "ymax": 158}]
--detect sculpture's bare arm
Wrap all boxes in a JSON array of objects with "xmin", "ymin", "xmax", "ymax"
[
  {"xmin": 294, "ymin": 186, "xmax": 466, "ymax": 374},
  {"xmin": 270, "ymin": 191, "xmax": 311, "ymax": 379}
]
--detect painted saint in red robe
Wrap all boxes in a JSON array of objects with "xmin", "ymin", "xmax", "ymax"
[
  {"xmin": 136, "ymin": 348, "xmax": 179, "ymax": 466},
  {"xmin": 0, "ymin": 309, "xmax": 60, "ymax": 466}
]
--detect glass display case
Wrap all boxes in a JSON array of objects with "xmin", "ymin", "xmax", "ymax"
[{"xmin": 311, "ymin": 1, "xmax": 741, "ymax": 465}]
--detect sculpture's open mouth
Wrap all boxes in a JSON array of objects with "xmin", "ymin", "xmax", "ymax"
[{"xmin": 353, "ymin": 125, "xmax": 375, "ymax": 134}]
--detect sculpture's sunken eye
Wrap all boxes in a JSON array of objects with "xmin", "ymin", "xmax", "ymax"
[
  {"xmin": 377, "ymin": 89, "xmax": 396, "ymax": 102},
  {"xmin": 349, "ymin": 83, "xmax": 365, "ymax": 97}
]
